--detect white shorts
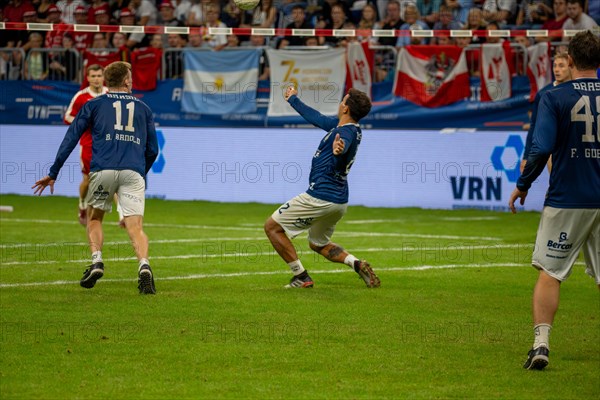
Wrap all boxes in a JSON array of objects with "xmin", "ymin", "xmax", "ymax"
[
  {"xmin": 87, "ymin": 170, "xmax": 146, "ymax": 217},
  {"xmin": 532, "ymin": 207, "xmax": 600, "ymax": 284},
  {"xmin": 271, "ymin": 192, "xmax": 348, "ymax": 247}
]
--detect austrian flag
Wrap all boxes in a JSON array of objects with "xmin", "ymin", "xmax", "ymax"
[{"xmin": 393, "ymin": 46, "xmax": 470, "ymax": 107}]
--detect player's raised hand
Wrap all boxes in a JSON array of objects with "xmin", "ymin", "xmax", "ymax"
[
  {"xmin": 284, "ymin": 85, "xmax": 298, "ymax": 101},
  {"xmin": 32, "ymin": 176, "xmax": 55, "ymax": 196},
  {"xmin": 508, "ymin": 187, "xmax": 527, "ymax": 214},
  {"xmin": 333, "ymin": 133, "xmax": 345, "ymax": 155}
]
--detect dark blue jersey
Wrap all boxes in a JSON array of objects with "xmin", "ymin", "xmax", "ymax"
[
  {"xmin": 517, "ymin": 78, "xmax": 600, "ymax": 208},
  {"xmin": 49, "ymin": 92, "xmax": 158, "ymax": 180},
  {"xmin": 288, "ymin": 95, "xmax": 362, "ymax": 204},
  {"xmin": 523, "ymin": 82, "xmax": 554, "ymax": 160}
]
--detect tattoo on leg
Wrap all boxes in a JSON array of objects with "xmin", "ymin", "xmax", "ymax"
[{"xmin": 327, "ymin": 245, "xmax": 344, "ymax": 260}]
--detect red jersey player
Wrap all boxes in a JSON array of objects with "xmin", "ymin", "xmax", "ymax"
[{"xmin": 64, "ymin": 64, "xmax": 108, "ymax": 225}]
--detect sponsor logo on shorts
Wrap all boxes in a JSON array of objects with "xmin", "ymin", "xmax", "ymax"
[
  {"xmin": 120, "ymin": 192, "xmax": 142, "ymax": 204},
  {"xmin": 93, "ymin": 185, "xmax": 109, "ymax": 201},
  {"xmin": 293, "ymin": 217, "xmax": 314, "ymax": 229},
  {"xmin": 547, "ymin": 232, "xmax": 572, "ymax": 251}
]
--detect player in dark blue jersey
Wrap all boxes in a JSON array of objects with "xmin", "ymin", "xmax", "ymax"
[
  {"xmin": 509, "ymin": 31, "xmax": 600, "ymax": 370},
  {"xmin": 520, "ymin": 52, "xmax": 572, "ymax": 173},
  {"xmin": 33, "ymin": 61, "xmax": 159, "ymax": 294},
  {"xmin": 264, "ymin": 86, "xmax": 380, "ymax": 289}
]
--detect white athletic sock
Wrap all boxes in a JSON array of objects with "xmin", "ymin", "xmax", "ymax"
[
  {"xmin": 288, "ymin": 260, "xmax": 305, "ymax": 276},
  {"xmin": 91, "ymin": 251, "xmax": 102, "ymax": 264},
  {"xmin": 533, "ymin": 323, "xmax": 551, "ymax": 349},
  {"xmin": 139, "ymin": 258, "xmax": 150, "ymax": 270},
  {"xmin": 344, "ymin": 254, "xmax": 359, "ymax": 268}
]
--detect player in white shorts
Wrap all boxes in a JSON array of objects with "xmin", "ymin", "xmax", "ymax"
[
  {"xmin": 33, "ymin": 62, "xmax": 159, "ymax": 294},
  {"xmin": 509, "ymin": 31, "xmax": 600, "ymax": 371},
  {"xmin": 265, "ymin": 86, "xmax": 380, "ymax": 289}
]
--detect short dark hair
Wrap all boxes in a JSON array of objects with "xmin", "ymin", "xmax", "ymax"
[
  {"xmin": 568, "ymin": 31, "xmax": 600, "ymax": 71},
  {"xmin": 345, "ymin": 88, "xmax": 371, "ymax": 122},
  {"xmin": 104, "ymin": 61, "xmax": 131, "ymax": 88},
  {"xmin": 566, "ymin": 0, "xmax": 584, "ymax": 7},
  {"xmin": 87, "ymin": 64, "xmax": 103, "ymax": 75}
]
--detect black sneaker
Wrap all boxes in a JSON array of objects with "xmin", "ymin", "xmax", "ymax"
[
  {"xmin": 285, "ymin": 271, "xmax": 314, "ymax": 288},
  {"xmin": 80, "ymin": 262, "xmax": 104, "ymax": 289},
  {"xmin": 353, "ymin": 260, "xmax": 381, "ymax": 288},
  {"xmin": 523, "ymin": 346, "xmax": 549, "ymax": 370},
  {"xmin": 138, "ymin": 264, "xmax": 156, "ymax": 294}
]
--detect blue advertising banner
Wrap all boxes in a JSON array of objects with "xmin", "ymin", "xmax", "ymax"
[
  {"xmin": 0, "ymin": 77, "xmax": 530, "ymax": 129},
  {"xmin": 1, "ymin": 125, "xmax": 548, "ymax": 211}
]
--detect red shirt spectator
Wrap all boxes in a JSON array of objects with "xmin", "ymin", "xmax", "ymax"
[
  {"xmin": 4, "ymin": 0, "xmax": 34, "ymax": 22},
  {"xmin": 44, "ymin": 5, "xmax": 66, "ymax": 48},
  {"xmin": 72, "ymin": 5, "xmax": 92, "ymax": 51}
]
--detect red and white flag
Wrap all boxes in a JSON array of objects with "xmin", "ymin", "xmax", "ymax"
[
  {"xmin": 480, "ymin": 43, "xmax": 512, "ymax": 102},
  {"xmin": 527, "ymin": 42, "xmax": 552, "ymax": 101},
  {"xmin": 393, "ymin": 46, "xmax": 470, "ymax": 108},
  {"xmin": 346, "ymin": 42, "xmax": 373, "ymax": 98}
]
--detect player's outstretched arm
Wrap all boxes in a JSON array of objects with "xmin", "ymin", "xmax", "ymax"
[
  {"xmin": 32, "ymin": 176, "xmax": 56, "ymax": 196},
  {"xmin": 284, "ymin": 86, "xmax": 337, "ymax": 132}
]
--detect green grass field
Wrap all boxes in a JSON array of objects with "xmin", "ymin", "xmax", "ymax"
[{"xmin": 1, "ymin": 194, "xmax": 598, "ymax": 399}]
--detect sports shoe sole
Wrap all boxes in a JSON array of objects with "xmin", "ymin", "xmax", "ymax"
[
  {"xmin": 526, "ymin": 355, "xmax": 549, "ymax": 370},
  {"xmin": 284, "ymin": 281, "xmax": 314, "ymax": 289},
  {"xmin": 138, "ymin": 270, "xmax": 156, "ymax": 294},
  {"xmin": 80, "ymin": 269, "xmax": 103, "ymax": 289},
  {"xmin": 358, "ymin": 263, "xmax": 381, "ymax": 288}
]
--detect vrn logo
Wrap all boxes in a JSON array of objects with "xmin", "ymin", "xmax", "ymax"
[{"xmin": 450, "ymin": 135, "xmax": 524, "ymax": 201}]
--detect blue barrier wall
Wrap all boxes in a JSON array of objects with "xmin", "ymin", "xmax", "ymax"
[{"xmin": 1, "ymin": 125, "xmax": 548, "ymax": 211}]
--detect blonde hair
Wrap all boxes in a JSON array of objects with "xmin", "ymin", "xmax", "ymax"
[{"xmin": 104, "ymin": 61, "xmax": 131, "ymax": 88}]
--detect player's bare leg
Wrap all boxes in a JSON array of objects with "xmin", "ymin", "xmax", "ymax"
[
  {"xmin": 123, "ymin": 215, "xmax": 155, "ymax": 294},
  {"xmin": 87, "ymin": 206, "xmax": 105, "ymax": 255},
  {"xmin": 80, "ymin": 206, "xmax": 105, "ymax": 288},
  {"xmin": 123, "ymin": 215, "xmax": 149, "ymax": 261},
  {"xmin": 264, "ymin": 217, "xmax": 298, "ymax": 263},
  {"xmin": 532, "ymin": 271, "xmax": 560, "ymax": 328},
  {"xmin": 309, "ymin": 242, "xmax": 380, "ymax": 288},
  {"xmin": 264, "ymin": 217, "xmax": 313, "ymax": 288},
  {"xmin": 78, "ymin": 173, "xmax": 90, "ymax": 226},
  {"xmin": 524, "ymin": 270, "xmax": 559, "ymax": 369}
]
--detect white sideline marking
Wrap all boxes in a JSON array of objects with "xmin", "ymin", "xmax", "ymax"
[
  {"xmin": 0, "ymin": 237, "xmax": 266, "ymax": 249},
  {"xmin": 0, "ymin": 218, "xmax": 502, "ymax": 242},
  {"xmin": 346, "ymin": 217, "xmax": 500, "ymax": 224},
  {"xmin": 441, "ymin": 217, "xmax": 500, "ymax": 221},
  {"xmin": 0, "ymin": 244, "xmax": 524, "ymax": 267},
  {"xmin": 0, "ymin": 263, "xmax": 525, "ymax": 288},
  {"xmin": 0, "ymin": 218, "xmax": 257, "ymax": 231}
]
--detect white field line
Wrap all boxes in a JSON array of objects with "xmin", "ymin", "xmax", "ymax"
[
  {"xmin": 0, "ymin": 237, "xmax": 266, "ymax": 249},
  {"xmin": 0, "ymin": 218, "xmax": 257, "ymax": 231},
  {"xmin": 0, "ymin": 244, "xmax": 524, "ymax": 267},
  {"xmin": 441, "ymin": 217, "xmax": 500, "ymax": 221},
  {"xmin": 0, "ymin": 262, "xmax": 526, "ymax": 288},
  {"xmin": 346, "ymin": 217, "xmax": 500, "ymax": 224},
  {"xmin": 0, "ymin": 218, "xmax": 502, "ymax": 243}
]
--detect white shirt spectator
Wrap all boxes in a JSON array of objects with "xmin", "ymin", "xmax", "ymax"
[
  {"xmin": 136, "ymin": 0, "xmax": 158, "ymax": 25},
  {"xmin": 56, "ymin": 0, "xmax": 84, "ymax": 24},
  {"xmin": 483, "ymin": 0, "xmax": 518, "ymax": 23},
  {"xmin": 562, "ymin": 11, "xmax": 598, "ymax": 29},
  {"xmin": 174, "ymin": 0, "xmax": 192, "ymax": 23}
]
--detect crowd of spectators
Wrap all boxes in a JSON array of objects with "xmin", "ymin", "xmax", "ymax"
[{"xmin": 1, "ymin": 0, "xmax": 598, "ymax": 81}]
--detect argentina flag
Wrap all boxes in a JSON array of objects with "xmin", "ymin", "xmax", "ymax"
[{"xmin": 182, "ymin": 49, "xmax": 259, "ymax": 115}]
